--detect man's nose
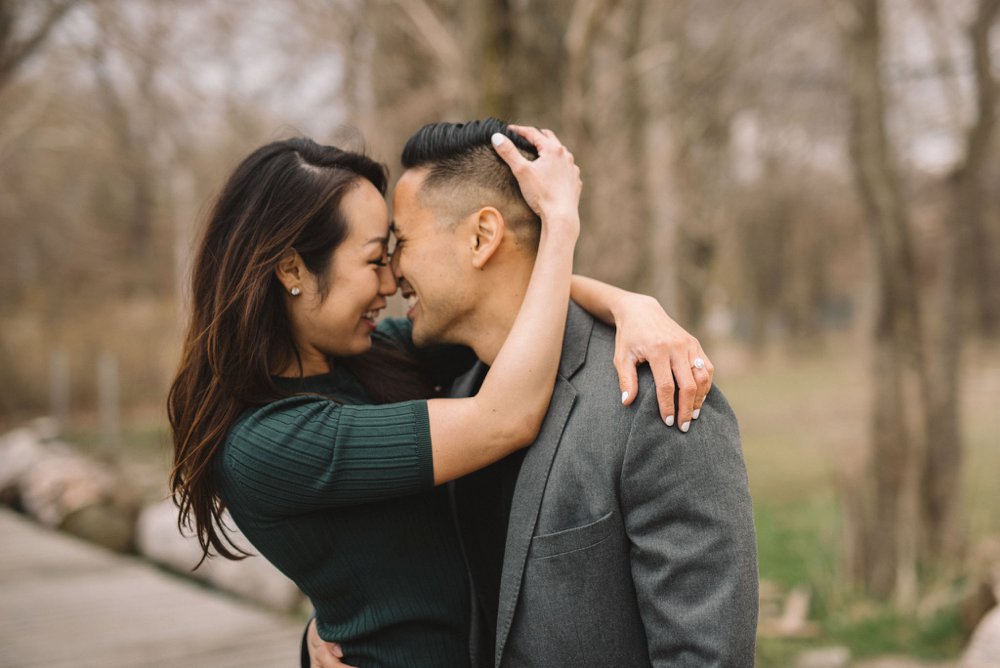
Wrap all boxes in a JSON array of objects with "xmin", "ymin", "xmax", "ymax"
[{"xmin": 389, "ymin": 250, "xmax": 403, "ymax": 280}]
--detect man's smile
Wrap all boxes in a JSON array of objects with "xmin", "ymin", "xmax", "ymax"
[{"xmin": 398, "ymin": 279, "xmax": 420, "ymax": 318}]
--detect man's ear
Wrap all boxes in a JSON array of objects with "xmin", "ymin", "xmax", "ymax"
[
  {"xmin": 470, "ymin": 207, "xmax": 505, "ymax": 270},
  {"xmin": 274, "ymin": 250, "xmax": 305, "ymax": 292}
]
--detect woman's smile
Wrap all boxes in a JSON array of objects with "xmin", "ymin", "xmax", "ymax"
[{"xmin": 362, "ymin": 307, "xmax": 383, "ymax": 331}]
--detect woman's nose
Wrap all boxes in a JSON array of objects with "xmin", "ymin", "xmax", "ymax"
[{"xmin": 377, "ymin": 263, "xmax": 397, "ymax": 296}]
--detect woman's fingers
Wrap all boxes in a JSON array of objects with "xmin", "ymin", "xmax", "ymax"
[
  {"xmin": 311, "ymin": 645, "xmax": 356, "ymax": 668},
  {"xmin": 491, "ymin": 126, "xmax": 581, "ymax": 230},
  {"xmin": 491, "ymin": 133, "xmax": 531, "ymax": 174},
  {"xmin": 507, "ymin": 125, "xmax": 572, "ymax": 162},
  {"xmin": 691, "ymin": 349, "xmax": 714, "ymax": 418},
  {"xmin": 614, "ymin": 344, "xmax": 640, "ymax": 408},
  {"xmin": 608, "ymin": 292, "xmax": 717, "ymax": 430},
  {"xmin": 507, "ymin": 124, "xmax": 551, "ymax": 150},
  {"xmin": 645, "ymin": 349, "xmax": 678, "ymax": 427},
  {"xmin": 307, "ymin": 618, "xmax": 356, "ymax": 668},
  {"xmin": 536, "ymin": 127, "xmax": 563, "ymax": 144},
  {"xmin": 672, "ymin": 358, "xmax": 698, "ymax": 432}
]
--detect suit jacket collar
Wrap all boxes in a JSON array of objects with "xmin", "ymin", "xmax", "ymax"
[
  {"xmin": 449, "ymin": 359, "xmax": 489, "ymax": 399},
  {"xmin": 555, "ymin": 300, "xmax": 592, "ymax": 382},
  {"xmin": 448, "ymin": 300, "xmax": 592, "ymax": 397},
  {"xmin": 493, "ymin": 301, "xmax": 595, "ymax": 665}
]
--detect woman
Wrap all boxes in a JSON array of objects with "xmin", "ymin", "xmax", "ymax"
[{"xmin": 169, "ymin": 127, "xmax": 710, "ymax": 667}]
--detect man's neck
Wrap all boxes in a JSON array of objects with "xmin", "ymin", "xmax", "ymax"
[{"xmin": 462, "ymin": 262, "xmax": 532, "ymax": 366}]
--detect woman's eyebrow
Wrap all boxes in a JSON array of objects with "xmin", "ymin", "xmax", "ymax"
[{"xmin": 363, "ymin": 235, "xmax": 389, "ymax": 247}]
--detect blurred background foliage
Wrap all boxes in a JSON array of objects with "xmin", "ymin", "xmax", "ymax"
[{"xmin": 1, "ymin": 0, "xmax": 999, "ymax": 663}]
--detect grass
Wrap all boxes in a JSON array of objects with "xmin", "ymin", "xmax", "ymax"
[
  {"xmin": 753, "ymin": 498, "xmax": 841, "ymax": 606},
  {"xmin": 824, "ymin": 606, "xmax": 966, "ymax": 658},
  {"xmin": 720, "ymin": 337, "xmax": 1000, "ymax": 665}
]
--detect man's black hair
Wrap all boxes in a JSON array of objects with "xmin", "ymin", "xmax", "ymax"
[
  {"xmin": 399, "ymin": 119, "xmax": 541, "ymax": 247},
  {"xmin": 401, "ymin": 118, "xmax": 537, "ymax": 172}
]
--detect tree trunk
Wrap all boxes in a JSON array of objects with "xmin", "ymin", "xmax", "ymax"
[
  {"xmin": 662, "ymin": 1, "xmax": 736, "ymax": 332},
  {"xmin": 842, "ymin": 0, "xmax": 928, "ymax": 605},
  {"xmin": 921, "ymin": 0, "xmax": 999, "ymax": 564},
  {"xmin": 631, "ymin": 0, "xmax": 678, "ymax": 307},
  {"xmin": 962, "ymin": 0, "xmax": 1000, "ymax": 337}
]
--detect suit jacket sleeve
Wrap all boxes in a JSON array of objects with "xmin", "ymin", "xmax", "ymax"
[{"xmin": 620, "ymin": 384, "xmax": 758, "ymax": 666}]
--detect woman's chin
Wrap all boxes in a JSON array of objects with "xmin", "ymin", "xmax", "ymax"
[
  {"xmin": 350, "ymin": 334, "xmax": 374, "ymax": 355},
  {"xmin": 326, "ymin": 336, "xmax": 373, "ymax": 359}
]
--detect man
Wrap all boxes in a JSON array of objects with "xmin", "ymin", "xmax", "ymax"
[{"xmin": 311, "ymin": 119, "xmax": 758, "ymax": 666}]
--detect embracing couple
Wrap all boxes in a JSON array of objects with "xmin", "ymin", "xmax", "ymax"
[{"xmin": 168, "ymin": 118, "xmax": 757, "ymax": 667}]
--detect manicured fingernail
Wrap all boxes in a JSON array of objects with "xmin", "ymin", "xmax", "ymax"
[
  {"xmin": 621, "ymin": 391, "xmax": 629, "ymax": 404},
  {"xmin": 491, "ymin": 133, "xmax": 507, "ymax": 147},
  {"xmin": 665, "ymin": 415, "xmax": 674, "ymax": 427},
  {"xmin": 681, "ymin": 421, "xmax": 691, "ymax": 433},
  {"xmin": 692, "ymin": 408, "xmax": 701, "ymax": 420}
]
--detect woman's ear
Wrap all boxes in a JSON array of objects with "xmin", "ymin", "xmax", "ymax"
[
  {"xmin": 275, "ymin": 250, "xmax": 305, "ymax": 293},
  {"xmin": 470, "ymin": 207, "xmax": 505, "ymax": 270}
]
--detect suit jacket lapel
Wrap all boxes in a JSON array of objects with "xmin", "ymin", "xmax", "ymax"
[
  {"xmin": 494, "ymin": 302, "xmax": 593, "ymax": 665},
  {"xmin": 450, "ymin": 361, "xmax": 488, "ymax": 399},
  {"xmin": 446, "ymin": 360, "xmax": 491, "ymax": 666}
]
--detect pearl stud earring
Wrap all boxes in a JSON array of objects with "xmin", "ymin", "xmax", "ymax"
[{"xmin": 290, "ymin": 287, "xmax": 301, "ymax": 296}]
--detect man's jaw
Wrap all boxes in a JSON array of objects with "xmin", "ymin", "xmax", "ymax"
[{"xmin": 398, "ymin": 277, "xmax": 489, "ymax": 358}]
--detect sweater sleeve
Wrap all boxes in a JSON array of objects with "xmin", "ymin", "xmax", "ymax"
[
  {"xmin": 222, "ymin": 394, "xmax": 434, "ymax": 515},
  {"xmin": 375, "ymin": 317, "xmax": 477, "ymax": 387}
]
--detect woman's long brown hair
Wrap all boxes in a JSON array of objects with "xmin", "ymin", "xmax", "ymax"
[{"xmin": 168, "ymin": 138, "xmax": 433, "ymax": 566}]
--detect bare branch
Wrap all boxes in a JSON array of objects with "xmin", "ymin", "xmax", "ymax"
[
  {"xmin": 909, "ymin": 0, "xmax": 964, "ymax": 129},
  {"xmin": 388, "ymin": 0, "xmax": 461, "ymax": 69},
  {"xmin": 0, "ymin": 0, "xmax": 82, "ymax": 91},
  {"xmin": 956, "ymin": 0, "xmax": 1000, "ymax": 179},
  {"xmin": 562, "ymin": 0, "xmax": 622, "ymax": 143}
]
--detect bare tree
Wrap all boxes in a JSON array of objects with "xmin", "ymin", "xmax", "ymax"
[
  {"xmin": 839, "ymin": 0, "xmax": 929, "ymax": 604},
  {"xmin": 921, "ymin": 0, "xmax": 1000, "ymax": 562},
  {"xmin": 838, "ymin": 0, "xmax": 999, "ymax": 603},
  {"xmin": 561, "ymin": 0, "xmax": 621, "ymax": 148}
]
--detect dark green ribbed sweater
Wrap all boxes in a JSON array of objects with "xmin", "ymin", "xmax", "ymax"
[{"xmin": 215, "ymin": 320, "xmax": 471, "ymax": 668}]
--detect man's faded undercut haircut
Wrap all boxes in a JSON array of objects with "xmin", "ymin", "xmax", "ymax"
[{"xmin": 400, "ymin": 118, "xmax": 541, "ymax": 251}]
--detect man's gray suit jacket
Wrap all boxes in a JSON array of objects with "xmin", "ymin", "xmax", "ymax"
[{"xmin": 451, "ymin": 302, "xmax": 758, "ymax": 667}]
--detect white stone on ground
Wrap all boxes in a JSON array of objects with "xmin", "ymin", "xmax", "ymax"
[
  {"xmin": 963, "ymin": 606, "xmax": 1000, "ymax": 668},
  {"xmin": 137, "ymin": 498, "xmax": 305, "ymax": 612}
]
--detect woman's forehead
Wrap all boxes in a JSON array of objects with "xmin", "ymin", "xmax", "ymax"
[{"xmin": 342, "ymin": 180, "xmax": 390, "ymax": 240}]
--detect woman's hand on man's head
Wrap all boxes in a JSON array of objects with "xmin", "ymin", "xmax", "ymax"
[{"xmin": 491, "ymin": 124, "xmax": 582, "ymax": 239}]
